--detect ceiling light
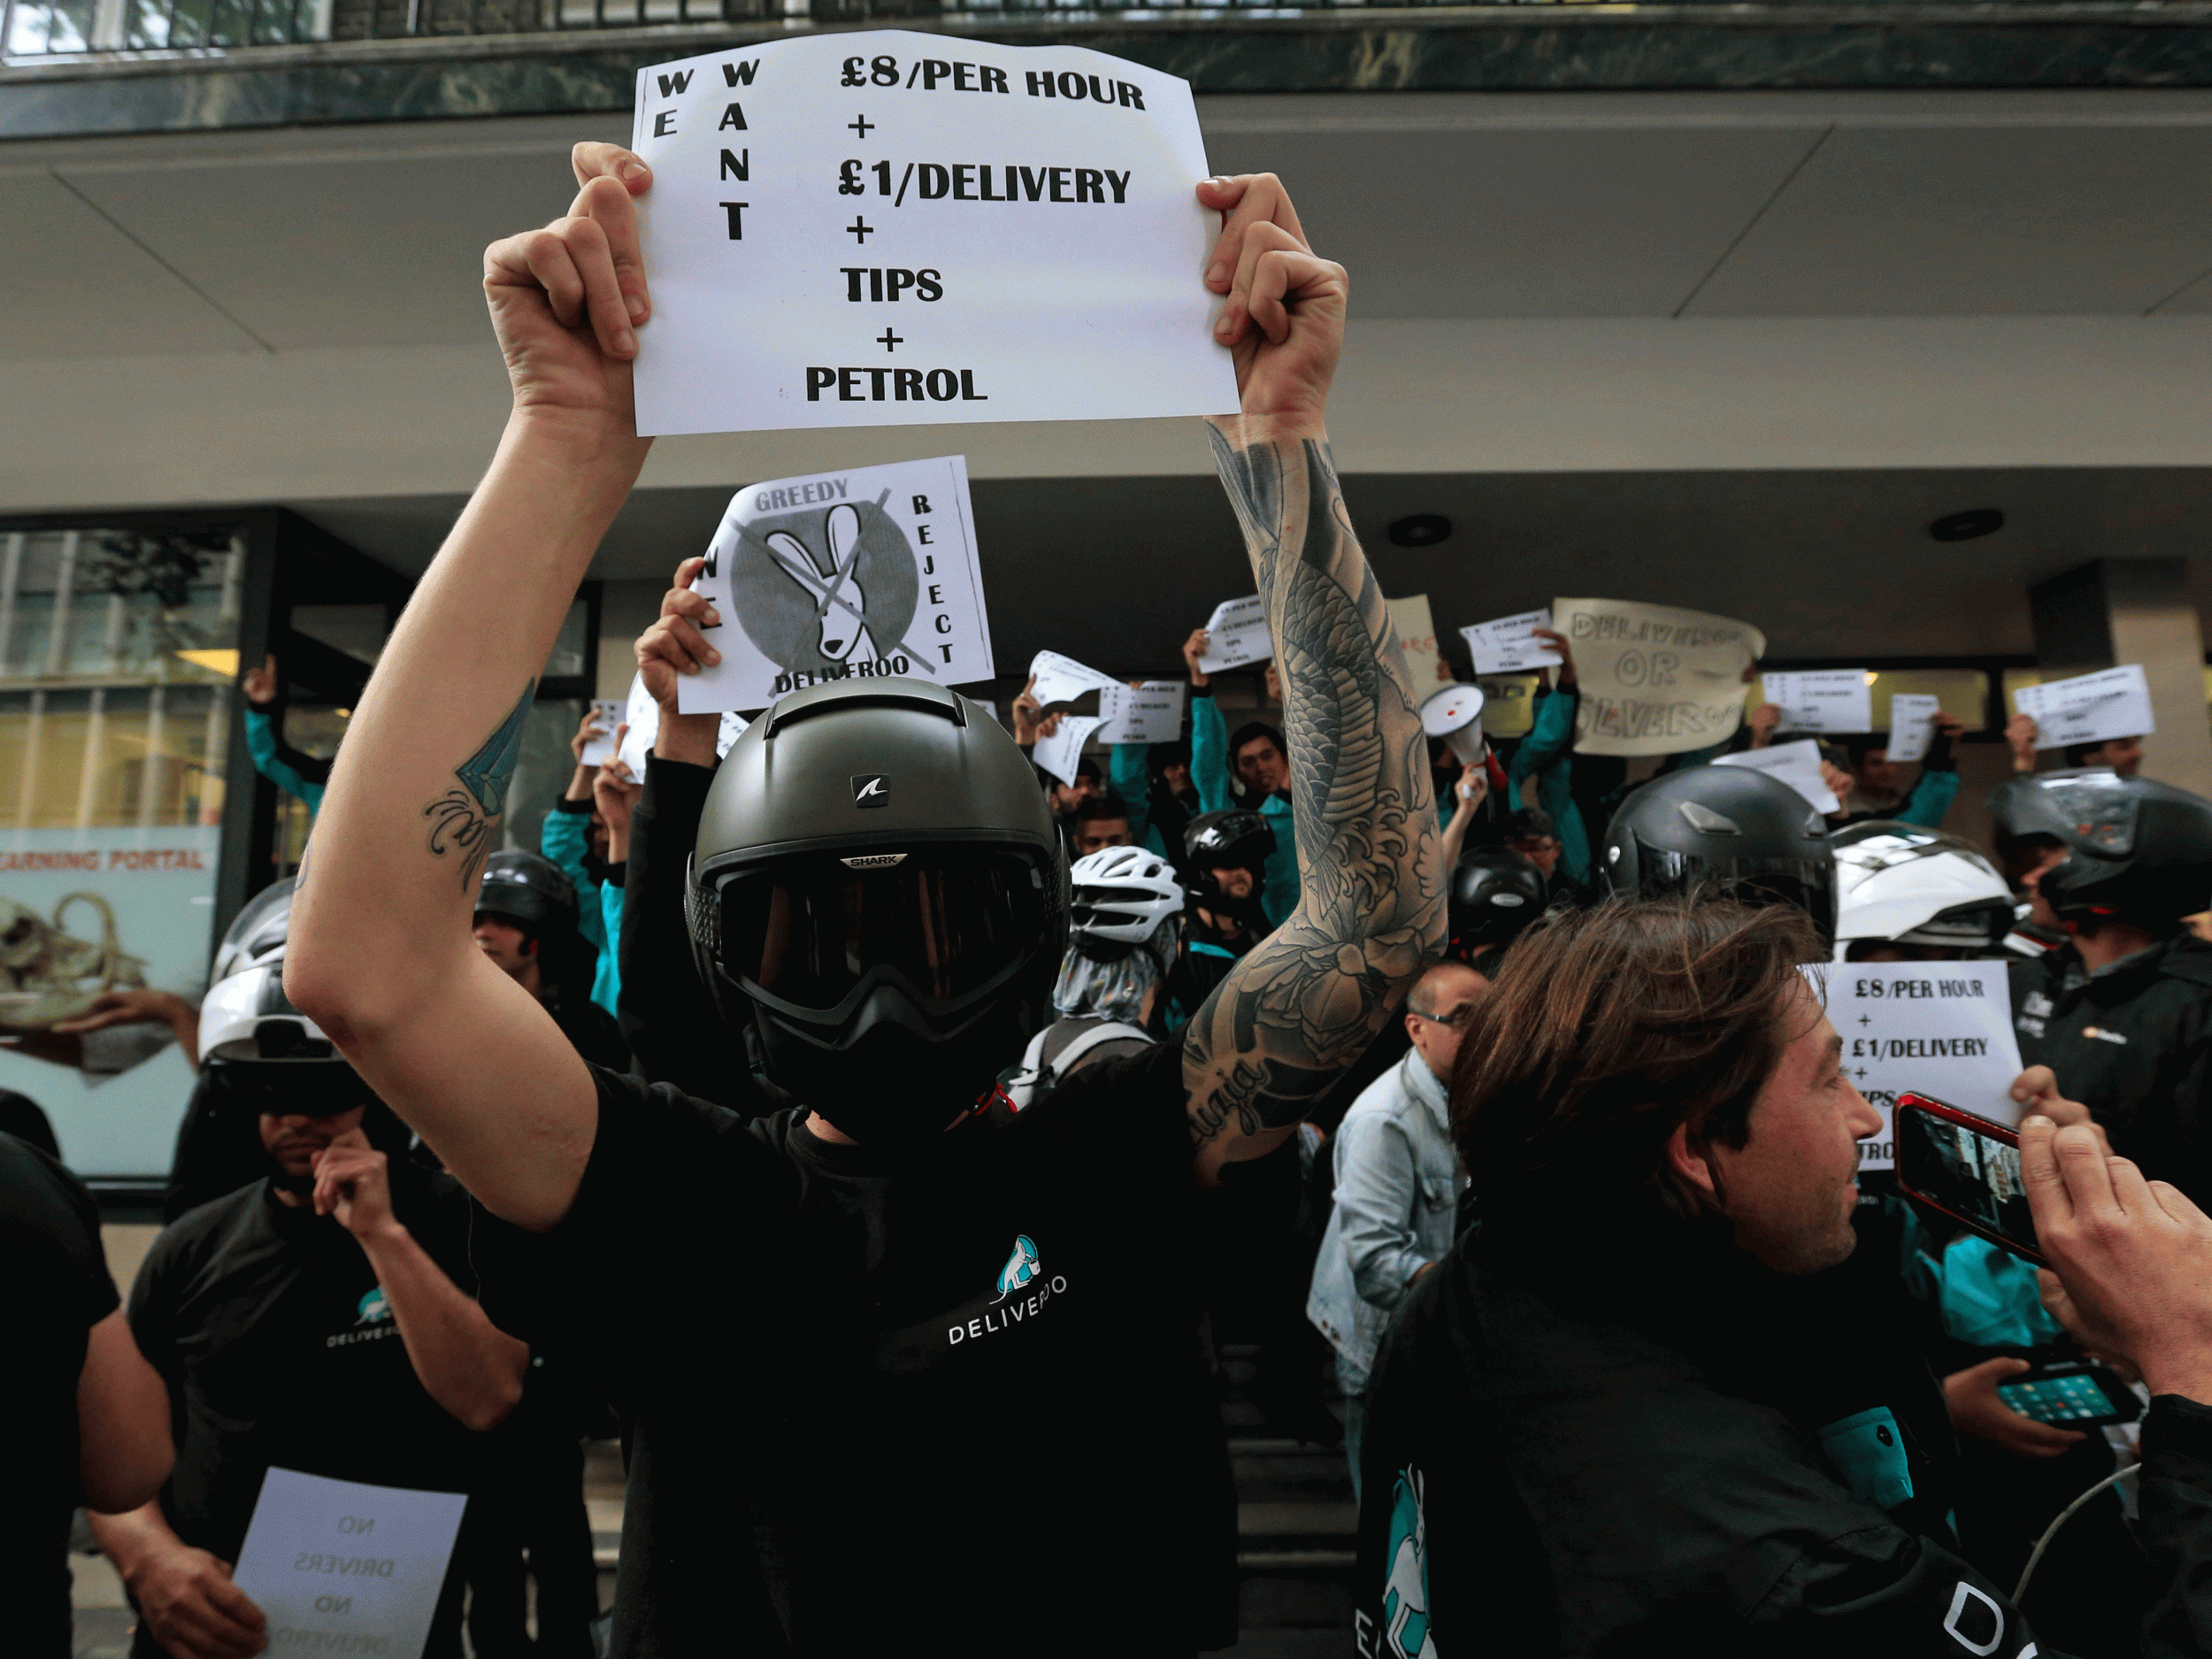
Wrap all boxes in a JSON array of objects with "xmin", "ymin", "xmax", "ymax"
[
  {"xmin": 1387, "ymin": 514, "xmax": 1451, "ymax": 548},
  {"xmin": 173, "ymin": 649, "xmax": 240, "ymax": 677},
  {"xmin": 1930, "ymin": 509, "xmax": 2004, "ymax": 542}
]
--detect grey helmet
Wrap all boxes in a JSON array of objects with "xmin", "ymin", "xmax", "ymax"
[
  {"xmin": 200, "ymin": 879, "xmax": 377, "ymax": 1116},
  {"xmin": 686, "ymin": 679, "xmax": 1068, "ymax": 1142},
  {"xmin": 1601, "ymin": 765, "xmax": 1839, "ymax": 949}
]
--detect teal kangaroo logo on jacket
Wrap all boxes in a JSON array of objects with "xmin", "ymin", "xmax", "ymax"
[{"xmin": 995, "ymin": 1235, "xmax": 1041, "ymax": 1302}]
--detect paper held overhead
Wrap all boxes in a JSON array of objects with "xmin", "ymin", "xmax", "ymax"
[
  {"xmin": 1461, "ymin": 609, "xmax": 1562, "ymax": 678},
  {"xmin": 1194, "ymin": 595, "xmax": 1271, "ymax": 672},
  {"xmin": 627, "ymin": 30, "xmax": 1237, "ymax": 434},
  {"xmin": 1033, "ymin": 714, "xmax": 1103, "ymax": 786},
  {"xmin": 678, "ymin": 455, "xmax": 993, "ymax": 715},
  {"xmin": 1886, "ymin": 694, "xmax": 1941, "ymax": 765},
  {"xmin": 580, "ymin": 699, "xmax": 625, "ymax": 768},
  {"xmin": 1762, "ymin": 669, "xmax": 1873, "ymax": 736},
  {"xmin": 2013, "ymin": 665, "xmax": 2155, "ymax": 750},
  {"xmin": 1027, "ymin": 649, "xmax": 1124, "ymax": 710},
  {"xmin": 1553, "ymin": 598, "xmax": 1764, "ymax": 758},
  {"xmin": 1420, "ymin": 685, "xmax": 1487, "ymax": 765},
  {"xmin": 1097, "ymin": 680, "xmax": 1186, "ymax": 745},
  {"xmin": 618, "ymin": 673, "xmax": 658, "ymax": 778},
  {"xmin": 1713, "ymin": 739, "xmax": 1839, "ymax": 816}
]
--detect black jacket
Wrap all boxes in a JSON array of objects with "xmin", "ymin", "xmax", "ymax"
[
  {"xmin": 2010, "ymin": 935, "xmax": 2212, "ymax": 1201},
  {"xmin": 1356, "ymin": 1224, "xmax": 2212, "ymax": 1657}
]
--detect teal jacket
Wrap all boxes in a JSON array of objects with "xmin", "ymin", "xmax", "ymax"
[
  {"xmin": 541, "ymin": 800, "xmax": 622, "ymax": 1019},
  {"xmin": 1506, "ymin": 686, "xmax": 1594, "ymax": 889},
  {"xmin": 244, "ymin": 707, "xmax": 324, "ymax": 814},
  {"xmin": 1190, "ymin": 691, "xmax": 1298, "ymax": 929}
]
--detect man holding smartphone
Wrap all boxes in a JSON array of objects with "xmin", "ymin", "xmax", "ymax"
[{"xmin": 1357, "ymin": 896, "xmax": 2212, "ymax": 1658}]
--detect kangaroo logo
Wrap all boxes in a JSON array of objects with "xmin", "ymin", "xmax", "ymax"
[
  {"xmin": 995, "ymin": 1234, "xmax": 1041, "ymax": 1301},
  {"xmin": 356, "ymin": 1289, "xmax": 392, "ymax": 1327},
  {"xmin": 1381, "ymin": 1467, "xmax": 1437, "ymax": 1659},
  {"xmin": 723, "ymin": 491, "xmax": 922, "ymax": 683}
]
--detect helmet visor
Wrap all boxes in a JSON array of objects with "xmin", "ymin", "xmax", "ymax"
[
  {"xmin": 1640, "ymin": 849, "xmax": 1838, "ymax": 943},
  {"xmin": 713, "ymin": 847, "xmax": 1051, "ymax": 1011}
]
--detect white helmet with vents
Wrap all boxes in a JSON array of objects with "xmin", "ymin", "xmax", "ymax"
[
  {"xmin": 1069, "ymin": 847, "xmax": 1184, "ymax": 949},
  {"xmin": 1831, "ymin": 821, "xmax": 2015, "ymax": 957}
]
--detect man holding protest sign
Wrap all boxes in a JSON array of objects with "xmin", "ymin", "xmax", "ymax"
[{"xmin": 284, "ymin": 134, "xmax": 1440, "ymax": 1659}]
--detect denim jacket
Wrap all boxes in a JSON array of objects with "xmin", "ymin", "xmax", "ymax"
[{"xmin": 1306, "ymin": 1048, "xmax": 1464, "ymax": 1392}]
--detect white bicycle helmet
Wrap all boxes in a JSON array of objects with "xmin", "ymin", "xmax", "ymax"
[
  {"xmin": 1831, "ymin": 821, "xmax": 2015, "ymax": 958},
  {"xmin": 198, "ymin": 878, "xmax": 346, "ymax": 1066},
  {"xmin": 1069, "ymin": 847, "xmax": 1184, "ymax": 954}
]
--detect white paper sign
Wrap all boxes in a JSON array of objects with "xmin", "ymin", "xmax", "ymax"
[
  {"xmin": 1033, "ymin": 713, "xmax": 1102, "ymax": 786},
  {"xmin": 617, "ymin": 672, "xmax": 658, "ymax": 777},
  {"xmin": 717, "ymin": 710, "xmax": 749, "ymax": 757},
  {"xmin": 1028, "ymin": 649, "xmax": 1123, "ymax": 710},
  {"xmin": 580, "ymin": 699, "xmax": 625, "ymax": 767},
  {"xmin": 1886, "ymin": 693, "xmax": 1940, "ymax": 765},
  {"xmin": 230, "ymin": 1469, "xmax": 467, "ymax": 1659},
  {"xmin": 1461, "ymin": 609, "xmax": 1563, "ymax": 677},
  {"xmin": 1554, "ymin": 598, "xmax": 1765, "ymax": 758},
  {"xmin": 1809, "ymin": 961, "xmax": 2024, "ymax": 1171},
  {"xmin": 628, "ymin": 30, "xmax": 1237, "ymax": 435},
  {"xmin": 1763, "ymin": 669, "xmax": 1873, "ymax": 736},
  {"xmin": 2013, "ymin": 665, "xmax": 2156, "ymax": 750},
  {"xmin": 1713, "ymin": 739, "xmax": 1839, "ymax": 815},
  {"xmin": 1195, "ymin": 595, "xmax": 1271, "ymax": 672},
  {"xmin": 1386, "ymin": 595, "xmax": 1453, "ymax": 690},
  {"xmin": 1097, "ymin": 680, "xmax": 1185, "ymax": 745},
  {"xmin": 679, "ymin": 455, "xmax": 992, "ymax": 714}
]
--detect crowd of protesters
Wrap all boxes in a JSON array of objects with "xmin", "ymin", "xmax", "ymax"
[{"xmin": 15, "ymin": 147, "xmax": 2212, "ymax": 1659}]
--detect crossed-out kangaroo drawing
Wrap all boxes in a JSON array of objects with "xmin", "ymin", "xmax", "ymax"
[{"xmin": 764, "ymin": 503, "xmax": 877, "ymax": 664}]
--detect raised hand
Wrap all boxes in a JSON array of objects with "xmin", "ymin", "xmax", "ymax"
[
  {"xmin": 1197, "ymin": 173, "xmax": 1345, "ymax": 433},
  {"xmin": 1182, "ymin": 627, "xmax": 1211, "ymax": 689},
  {"xmin": 636, "ymin": 556, "xmax": 722, "ymax": 714},
  {"xmin": 241, "ymin": 654, "xmax": 280, "ymax": 709}
]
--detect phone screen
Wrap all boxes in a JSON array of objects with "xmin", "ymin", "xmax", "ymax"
[
  {"xmin": 1996, "ymin": 1372, "xmax": 2122, "ymax": 1425},
  {"xmin": 1894, "ymin": 1102, "xmax": 2040, "ymax": 1258}
]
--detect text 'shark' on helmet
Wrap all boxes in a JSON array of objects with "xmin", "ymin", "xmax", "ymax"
[
  {"xmin": 685, "ymin": 679, "xmax": 1070, "ymax": 1137},
  {"xmin": 1601, "ymin": 765, "xmax": 1839, "ymax": 950}
]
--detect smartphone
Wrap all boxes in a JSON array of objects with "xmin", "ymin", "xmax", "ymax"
[
  {"xmin": 1995, "ymin": 1361, "xmax": 2142, "ymax": 1427},
  {"xmin": 1893, "ymin": 1093, "xmax": 2043, "ymax": 1265}
]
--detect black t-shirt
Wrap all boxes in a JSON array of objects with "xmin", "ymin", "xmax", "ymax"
[
  {"xmin": 1, "ymin": 1133, "xmax": 119, "ymax": 1657},
  {"xmin": 130, "ymin": 1167, "xmax": 494, "ymax": 1565},
  {"xmin": 477, "ymin": 1044, "xmax": 1237, "ymax": 1657}
]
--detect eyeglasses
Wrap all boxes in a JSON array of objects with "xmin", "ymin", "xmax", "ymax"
[{"xmin": 1408, "ymin": 1006, "xmax": 1474, "ymax": 1031}]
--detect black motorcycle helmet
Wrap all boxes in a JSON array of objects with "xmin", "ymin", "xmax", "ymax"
[
  {"xmin": 687, "ymin": 679, "xmax": 1068, "ymax": 1144},
  {"xmin": 1183, "ymin": 809, "xmax": 1277, "ymax": 906},
  {"xmin": 1600, "ymin": 765, "xmax": 1838, "ymax": 949},
  {"xmin": 2008, "ymin": 770, "xmax": 2212, "ymax": 936},
  {"xmin": 1448, "ymin": 849, "xmax": 1546, "ymax": 959},
  {"xmin": 476, "ymin": 850, "xmax": 581, "ymax": 944}
]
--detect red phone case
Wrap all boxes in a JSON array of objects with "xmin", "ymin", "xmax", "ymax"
[{"xmin": 1892, "ymin": 1091, "xmax": 2047, "ymax": 1266}]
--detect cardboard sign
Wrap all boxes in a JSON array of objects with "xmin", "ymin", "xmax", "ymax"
[
  {"xmin": 1097, "ymin": 680, "xmax": 1185, "ymax": 746},
  {"xmin": 1461, "ymin": 609, "xmax": 1562, "ymax": 677},
  {"xmin": 230, "ymin": 1469, "xmax": 467, "ymax": 1659},
  {"xmin": 1763, "ymin": 669, "xmax": 1873, "ymax": 736},
  {"xmin": 1027, "ymin": 649, "xmax": 1123, "ymax": 710},
  {"xmin": 1713, "ymin": 739, "xmax": 1839, "ymax": 815},
  {"xmin": 579, "ymin": 699, "xmax": 625, "ymax": 767},
  {"xmin": 1886, "ymin": 693, "xmax": 1940, "ymax": 765},
  {"xmin": 1553, "ymin": 598, "xmax": 1764, "ymax": 758},
  {"xmin": 627, "ymin": 30, "xmax": 1237, "ymax": 435},
  {"xmin": 1386, "ymin": 594, "xmax": 1453, "ymax": 689},
  {"xmin": 679, "ymin": 455, "xmax": 992, "ymax": 714},
  {"xmin": 1032, "ymin": 713, "xmax": 1102, "ymax": 786},
  {"xmin": 1809, "ymin": 961, "xmax": 2024, "ymax": 1172},
  {"xmin": 1194, "ymin": 595, "xmax": 1271, "ymax": 672},
  {"xmin": 2013, "ymin": 665, "xmax": 2156, "ymax": 750}
]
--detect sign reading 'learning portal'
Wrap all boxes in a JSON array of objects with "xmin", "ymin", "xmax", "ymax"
[{"xmin": 628, "ymin": 29, "xmax": 1237, "ymax": 434}]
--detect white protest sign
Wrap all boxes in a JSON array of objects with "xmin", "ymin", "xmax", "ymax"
[
  {"xmin": 1461, "ymin": 609, "xmax": 1562, "ymax": 677},
  {"xmin": 1554, "ymin": 598, "xmax": 1764, "ymax": 757},
  {"xmin": 1028, "ymin": 649, "xmax": 1123, "ymax": 710},
  {"xmin": 229, "ymin": 1469, "xmax": 466, "ymax": 1659},
  {"xmin": 580, "ymin": 699, "xmax": 625, "ymax": 767},
  {"xmin": 2013, "ymin": 665, "xmax": 2156, "ymax": 750},
  {"xmin": 1386, "ymin": 595, "xmax": 1453, "ymax": 690},
  {"xmin": 679, "ymin": 455, "xmax": 991, "ymax": 714},
  {"xmin": 718, "ymin": 710, "xmax": 749, "ymax": 757},
  {"xmin": 1097, "ymin": 680, "xmax": 1185, "ymax": 745},
  {"xmin": 628, "ymin": 30, "xmax": 1236, "ymax": 435},
  {"xmin": 1763, "ymin": 669, "xmax": 1873, "ymax": 736},
  {"xmin": 1886, "ymin": 693, "xmax": 1940, "ymax": 765},
  {"xmin": 1195, "ymin": 595, "xmax": 1271, "ymax": 672},
  {"xmin": 1713, "ymin": 739, "xmax": 1839, "ymax": 815},
  {"xmin": 617, "ymin": 672, "xmax": 658, "ymax": 777},
  {"xmin": 1810, "ymin": 961, "xmax": 2024, "ymax": 1172},
  {"xmin": 1033, "ymin": 714, "xmax": 1102, "ymax": 786}
]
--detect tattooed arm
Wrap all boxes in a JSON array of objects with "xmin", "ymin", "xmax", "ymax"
[
  {"xmin": 287, "ymin": 143, "xmax": 657, "ymax": 1230},
  {"xmin": 1182, "ymin": 176, "xmax": 1445, "ymax": 1181}
]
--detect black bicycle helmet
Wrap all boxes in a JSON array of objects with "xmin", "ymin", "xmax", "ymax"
[
  {"xmin": 1447, "ymin": 849, "xmax": 1546, "ymax": 959},
  {"xmin": 476, "ymin": 849, "xmax": 581, "ymax": 944},
  {"xmin": 687, "ymin": 679, "xmax": 1068, "ymax": 1144},
  {"xmin": 1601, "ymin": 765, "xmax": 1838, "ymax": 949},
  {"xmin": 2007, "ymin": 770, "xmax": 2212, "ymax": 936},
  {"xmin": 1183, "ymin": 809, "xmax": 1277, "ymax": 906}
]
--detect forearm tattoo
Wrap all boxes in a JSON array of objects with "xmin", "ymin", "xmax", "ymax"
[
  {"xmin": 1185, "ymin": 426, "xmax": 1445, "ymax": 1144},
  {"xmin": 424, "ymin": 680, "xmax": 534, "ymax": 893}
]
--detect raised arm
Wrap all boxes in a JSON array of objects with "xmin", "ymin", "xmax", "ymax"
[
  {"xmin": 1181, "ymin": 176, "xmax": 1444, "ymax": 1180},
  {"xmin": 286, "ymin": 143, "xmax": 657, "ymax": 1230}
]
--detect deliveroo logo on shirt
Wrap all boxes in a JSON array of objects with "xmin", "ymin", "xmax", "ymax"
[
  {"xmin": 1382, "ymin": 1467, "xmax": 1437, "ymax": 1659},
  {"xmin": 356, "ymin": 1288, "xmax": 392, "ymax": 1326},
  {"xmin": 995, "ymin": 1235, "xmax": 1041, "ymax": 1302}
]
